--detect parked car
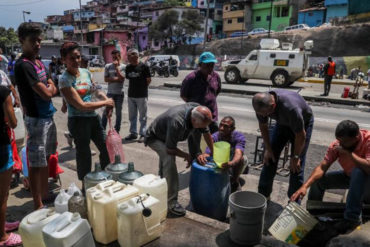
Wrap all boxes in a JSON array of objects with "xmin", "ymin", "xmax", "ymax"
[
  {"xmin": 247, "ymin": 28, "xmax": 271, "ymax": 35},
  {"xmin": 230, "ymin": 31, "xmax": 248, "ymax": 38},
  {"xmin": 222, "ymin": 39, "xmax": 314, "ymax": 87},
  {"xmin": 284, "ymin": 24, "xmax": 310, "ymax": 31}
]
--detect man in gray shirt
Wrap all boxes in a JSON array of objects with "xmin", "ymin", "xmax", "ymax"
[
  {"xmin": 252, "ymin": 89, "xmax": 314, "ymax": 202},
  {"xmin": 145, "ymin": 103, "xmax": 214, "ymax": 216},
  {"xmin": 101, "ymin": 50, "xmax": 125, "ymax": 133}
]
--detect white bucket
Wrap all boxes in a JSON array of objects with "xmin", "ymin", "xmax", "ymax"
[{"xmin": 269, "ymin": 202, "xmax": 318, "ymax": 244}]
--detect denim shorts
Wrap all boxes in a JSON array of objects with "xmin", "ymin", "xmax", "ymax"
[
  {"xmin": 0, "ymin": 145, "xmax": 14, "ymax": 172},
  {"xmin": 24, "ymin": 116, "xmax": 57, "ymax": 168}
]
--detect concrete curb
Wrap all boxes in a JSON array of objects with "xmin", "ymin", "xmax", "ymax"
[
  {"xmin": 164, "ymin": 82, "xmax": 370, "ymax": 107},
  {"xmin": 297, "ymin": 78, "xmax": 369, "ymax": 86}
]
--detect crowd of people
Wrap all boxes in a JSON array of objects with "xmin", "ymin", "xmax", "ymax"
[{"xmin": 0, "ymin": 21, "xmax": 369, "ymax": 246}]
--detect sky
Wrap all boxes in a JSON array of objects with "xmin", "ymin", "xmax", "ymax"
[{"xmin": 0, "ymin": 0, "xmax": 89, "ymax": 29}]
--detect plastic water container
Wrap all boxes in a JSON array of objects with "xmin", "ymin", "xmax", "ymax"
[
  {"xmin": 86, "ymin": 181, "xmax": 139, "ymax": 244},
  {"xmin": 54, "ymin": 190, "xmax": 72, "ymax": 213},
  {"xmin": 260, "ymin": 38, "xmax": 280, "ymax": 49},
  {"xmin": 133, "ymin": 174, "xmax": 168, "ymax": 222},
  {"xmin": 42, "ymin": 212, "xmax": 95, "ymax": 247},
  {"xmin": 342, "ymin": 87, "xmax": 350, "ymax": 98},
  {"xmin": 117, "ymin": 194, "xmax": 163, "ymax": 247},
  {"xmin": 189, "ymin": 160, "xmax": 230, "ymax": 221},
  {"xmin": 13, "ymin": 107, "xmax": 25, "ymax": 142},
  {"xmin": 229, "ymin": 191, "xmax": 267, "ymax": 245},
  {"xmin": 21, "ymin": 146, "xmax": 28, "ymax": 177},
  {"xmin": 213, "ymin": 141, "xmax": 230, "ymax": 168},
  {"xmin": 86, "ymin": 180, "xmax": 117, "ymax": 227},
  {"xmin": 19, "ymin": 209, "xmax": 60, "ymax": 247},
  {"xmin": 67, "ymin": 183, "xmax": 82, "ymax": 197},
  {"xmin": 269, "ymin": 202, "xmax": 318, "ymax": 244}
]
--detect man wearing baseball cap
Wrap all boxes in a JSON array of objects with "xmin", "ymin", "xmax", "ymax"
[{"xmin": 181, "ymin": 51, "xmax": 221, "ymax": 162}]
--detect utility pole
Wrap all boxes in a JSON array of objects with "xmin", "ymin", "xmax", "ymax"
[
  {"xmin": 22, "ymin": 11, "xmax": 30, "ymax": 22},
  {"xmin": 241, "ymin": 0, "xmax": 247, "ymax": 51},
  {"xmin": 79, "ymin": 0, "xmax": 83, "ymax": 44},
  {"xmin": 136, "ymin": 5, "xmax": 141, "ymax": 50},
  {"xmin": 268, "ymin": 0, "xmax": 273, "ymax": 38},
  {"xmin": 202, "ymin": 0, "xmax": 210, "ymax": 50}
]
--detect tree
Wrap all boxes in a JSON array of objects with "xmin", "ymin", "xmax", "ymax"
[
  {"xmin": 149, "ymin": 10, "xmax": 179, "ymax": 46},
  {"xmin": 180, "ymin": 10, "xmax": 204, "ymax": 43},
  {"xmin": 0, "ymin": 27, "xmax": 19, "ymax": 53}
]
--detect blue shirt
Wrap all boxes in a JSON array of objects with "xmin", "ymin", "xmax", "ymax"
[
  {"xmin": 59, "ymin": 68, "xmax": 97, "ymax": 117},
  {"xmin": 8, "ymin": 60, "xmax": 15, "ymax": 76}
]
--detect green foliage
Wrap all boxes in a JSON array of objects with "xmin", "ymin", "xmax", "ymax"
[
  {"xmin": 0, "ymin": 27, "xmax": 19, "ymax": 51},
  {"xmin": 149, "ymin": 9, "xmax": 204, "ymax": 45}
]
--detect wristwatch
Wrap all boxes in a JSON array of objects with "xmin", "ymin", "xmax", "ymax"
[{"xmin": 292, "ymin": 154, "xmax": 300, "ymax": 159}]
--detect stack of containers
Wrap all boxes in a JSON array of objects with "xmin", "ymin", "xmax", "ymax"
[
  {"xmin": 86, "ymin": 181, "xmax": 139, "ymax": 244},
  {"xmin": 117, "ymin": 193, "xmax": 163, "ymax": 247},
  {"xmin": 42, "ymin": 212, "xmax": 95, "ymax": 247},
  {"xmin": 19, "ymin": 209, "xmax": 60, "ymax": 247},
  {"xmin": 133, "ymin": 174, "xmax": 168, "ymax": 222}
]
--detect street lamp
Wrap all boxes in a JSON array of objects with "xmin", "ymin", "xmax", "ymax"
[
  {"xmin": 268, "ymin": 0, "xmax": 273, "ymax": 38},
  {"xmin": 202, "ymin": 0, "xmax": 210, "ymax": 50},
  {"xmin": 79, "ymin": 0, "xmax": 83, "ymax": 44},
  {"xmin": 22, "ymin": 11, "xmax": 31, "ymax": 22}
]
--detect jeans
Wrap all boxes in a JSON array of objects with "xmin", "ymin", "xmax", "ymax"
[
  {"xmin": 128, "ymin": 97, "xmax": 147, "ymax": 136},
  {"xmin": 68, "ymin": 115, "xmax": 110, "ymax": 180},
  {"xmin": 324, "ymin": 75, "xmax": 333, "ymax": 95},
  {"xmin": 258, "ymin": 117, "xmax": 314, "ymax": 199},
  {"xmin": 308, "ymin": 168, "xmax": 370, "ymax": 222},
  {"xmin": 101, "ymin": 93, "xmax": 124, "ymax": 133},
  {"xmin": 147, "ymin": 139, "xmax": 177, "ymax": 205}
]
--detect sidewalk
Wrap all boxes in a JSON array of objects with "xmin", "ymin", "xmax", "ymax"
[
  {"xmin": 7, "ymin": 163, "xmax": 370, "ymax": 247},
  {"xmin": 164, "ymin": 81, "xmax": 370, "ymax": 106},
  {"xmin": 298, "ymin": 77, "xmax": 369, "ymax": 87}
]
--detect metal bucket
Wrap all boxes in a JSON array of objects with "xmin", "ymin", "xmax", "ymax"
[{"xmin": 229, "ymin": 191, "xmax": 267, "ymax": 245}]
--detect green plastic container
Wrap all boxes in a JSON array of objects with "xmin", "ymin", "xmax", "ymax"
[{"xmin": 213, "ymin": 141, "xmax": 230, "ymax": 168}]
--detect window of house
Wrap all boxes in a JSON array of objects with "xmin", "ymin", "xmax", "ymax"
[
  {"xmin": 237, "ymin": 17, "xmax": 244, "ymax": 23},
  {"xmin": 200, "ymin": 1, "xmax": 204, "ymax": 5},
  {"xmin": 281, "ymin": 6, "xmax": 289, "ymax": 17},
  {"xmin": 256, "ymin": 16, "xmax": 261, "ymax": 22},
  {"xmin": 266, "ymin": 15, "xmax": 271, "ymax": 21},
  {"xmin": 217, "ymin": 10, "xmax": 222, "ymax": 15},
  {"xmin": 142, "ymin": 36, "xmax": 146, "ymax": 40},
  {"xmin": 154, "ymin": 41, "xmax": 159, "ymax": 46},
  {"xmin": 227, "ymin": 19, "xmax": 232, "ymax": 24},
  {"xmin": 225, "ymin": 6, "xmax": 229, "ymax": 11},
  {"xmin": 308, "ymin": 12, "xmax": 313, "ymax": 16},
  {"xmin": 275, "ymin": 7, "xmax": 281, "ymax": 17}
]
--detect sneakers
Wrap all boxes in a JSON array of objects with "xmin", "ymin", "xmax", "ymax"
[
  {"xmin": 334, "ymin": 219, "xmax": 361, "ymax": 234},
  {"xmin": 64, "ymin": 131, "xmax": 73, "ymax": 147},
  {"xmin": 168, "ymin": 202, "xmax": 186, "ymax": 217},
  {"xmin": 91, "ymin": 150, "xmax": 97, "ymax": 155},
  {"xmin": 138, "ymin": 136, "xmax": 145, "ymax": 143},
  {"xmin": 125, "ymin": 133, "xmax": 138, "ymax": 141}
]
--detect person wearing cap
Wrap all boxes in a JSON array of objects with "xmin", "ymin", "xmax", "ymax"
[
  {"xmin": 322, "ymin": 56, "xmax": 336, "ymax": 96},
  {"xmin": 180, "ymin": 52, "xmax": 221, "ymax": 161},
  {"xmin": 125, "ymin": 48, "xmax": 151, "ymax": 143}
]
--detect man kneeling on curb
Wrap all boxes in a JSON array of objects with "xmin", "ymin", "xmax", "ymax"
[
  {"xmin": 197, "ymin": 116, "xmax": 247, "ymax": 193},
  {"xmin": 145, "ymin": 103, "xmax": 214, "ymax": 217},
  {"xmin": 291, "ymin": 120, "xmax": 370, "ymax": 234}
]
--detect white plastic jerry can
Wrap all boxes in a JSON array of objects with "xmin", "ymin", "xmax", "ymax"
[
  {"xmin": 117, "ymin": 194, "xmax": 163, "ymax": 247},
  {"xmin": 133, "ymin": 174, "xmax": 168, "ymax": 222},
  {"xmin": 19, "ymin": 209, "xmax": 60, "ymax": 247},
  {"xmin": 42, "ymin": 212, "xmax": 95, "ymax": 247},
  {"xmin": 54, "ymin": 189, "xmax": 71, "ymax": 213},
  {"xmin": 87, "ymin": 181, "xmax": 138, "ymax": 244},
  {"xmin": 86, "ymin": 180, "xmax": 117, "ymax": 230}
]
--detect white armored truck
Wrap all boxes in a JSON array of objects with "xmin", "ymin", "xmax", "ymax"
[{"xmin": 222, "ymin": 39, "xmax": 314, "ymax": 87}]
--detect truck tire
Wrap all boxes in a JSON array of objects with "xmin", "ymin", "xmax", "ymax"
[
  {"xmin": 271, "ymin": 70, "xmax": 290, "ymax": 87},
  {"xmin": 224, "ymin": 67, "xmax": 241, "ymax": 84}
]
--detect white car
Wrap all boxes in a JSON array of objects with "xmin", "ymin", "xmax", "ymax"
[
  {"xmin": 222, "ymin": 39, "xmax": 313, "ymax": 87},
  {"xmin": 248, "ymin": 28, "xmax": 271, "ymax": 35},
  {"xmin": 284, "ymin": 24, "xmax": 310, "ymax": 31}
]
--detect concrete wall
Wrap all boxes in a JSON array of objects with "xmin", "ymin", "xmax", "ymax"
[{"xmin": 298, "ymin": 10, "xmax": 326, "ymax": 27}]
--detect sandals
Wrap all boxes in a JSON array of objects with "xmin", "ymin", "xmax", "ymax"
[
  {"xmin": 168, "ymin": 202, "xmax": 186, "ymax": 217},
  {"xmin": 5, "ymin": 221, "xmax": 19, "ymax": 232},
  {"xmin": 0, "ymin": 233, "xmax": 22, "ymax": 246}
]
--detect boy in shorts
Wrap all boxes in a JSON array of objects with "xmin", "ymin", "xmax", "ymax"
[{"xmin": 15, "ymin": 22, "xmax": 58, "ymax": 209}]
